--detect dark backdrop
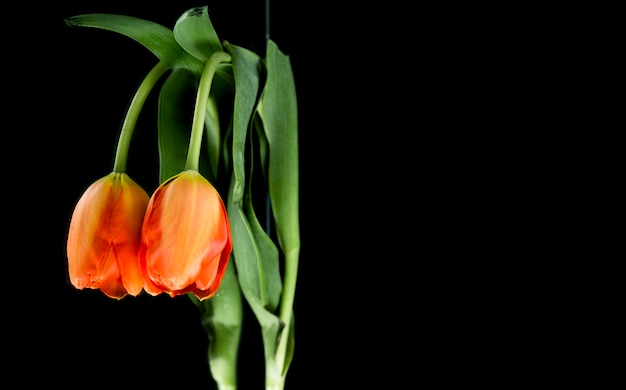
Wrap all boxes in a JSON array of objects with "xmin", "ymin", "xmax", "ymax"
[
  {"xmin": 3, "ymin": 3, "xmax": 585, "ymax": 388},
  {"xmin": 5, "ymin": 0, "xmax": 397, "ymax": 388}
]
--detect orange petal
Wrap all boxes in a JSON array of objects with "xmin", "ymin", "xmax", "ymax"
[
  {"xmin": 67, "ymin": 173, "xmax": 149, "ymax": 298},
  {"xmin": 140, "ymin": 170, "xmax": 232, "ymax": 297}
]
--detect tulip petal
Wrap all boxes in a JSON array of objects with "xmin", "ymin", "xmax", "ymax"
[
  {"xmin": 113, "ymin": 175, "xmax": 150, "ymax": 296},
  {"xmin": 194, "ymin": 251, "xmax": 221, "ymax": 291},
  {"xmin": 140, "ymin": 170, "xmax": 232, "ymax": 298},
  {"xmin": 67, "ymin": 173, "xmax": 149, "ymax": 299},
  {"xmin": 192, "ymin": 246, "xmax": 231, "ymax": 300}
]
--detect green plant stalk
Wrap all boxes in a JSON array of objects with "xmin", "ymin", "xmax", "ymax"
[
  {"xmin": 278, "ymin": 249, "xmax": 299, "ymax": 365},
  {"xmin": 265, "ymin": 247, "xmax": 299, "ymax": 390},
  {"xmin": 185, "ymin": 51, "xmax": 232, "ymax": 171},
  {"xmin": 185, "ymin": 50, "xmax": 239, "ymax": 389},
  {"xmin": 113, "ymin": 61, "xmax": 170, "ymax": 173}
]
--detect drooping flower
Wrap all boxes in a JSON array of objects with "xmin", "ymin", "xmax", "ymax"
[
  {"xmin": 66, "ymin": 172, "xmax": 149, "ymax": 299},
  {"xmin": 139, "ymin": 169, "xmax": 232, "ymax": 301}
]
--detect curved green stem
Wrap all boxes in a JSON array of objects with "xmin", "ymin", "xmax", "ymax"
[
  {"xmin": 185, "ymin": 51, "xmax": 232, "ymax": 171},
  {"xmin": 113, "ymin": 61, "xmax": 170, "ymax": 173},
  {"xmin": 277, "ymin": 248, "xmax": 299, "ymax": 353}
]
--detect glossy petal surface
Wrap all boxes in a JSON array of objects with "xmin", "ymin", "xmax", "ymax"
[
  {"xmin": 140, "ymin": 170, "xmax": 231, "ymax": 300},
  {"xmin": 67, "ymin": 173, "xmax": 149, "ymax": 299}
]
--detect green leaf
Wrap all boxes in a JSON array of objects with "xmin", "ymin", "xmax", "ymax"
[
  {"xmin": 224, "ymin": 41, "xmax": 265, "ymax": 204},
  {"xmin": 190, "ymin": 263, "xmax": 243, "ymax": 388},
  {"xmin": 65, "ymin": 13, "xmax": 203, "ymax": 73},
  {"xmin": 173, "ymin": 6, "xmax": 224, "ymax": 63},
  {"xmin": 224, "ymin": 41, "xmax": 282, "ymax": 310},
  {"xmin": 256, "ymin": 41, "xmax": 300, "ymax": 385},
  {"xmin": 252, "ymin": 114, "xmax": 270, "ymax": 182},
  {"xmin": 203, "ymin": 98, "xmax": 222, "ymax": 183},
  {"xmin": 157, "ymin": 68, "xmax": 197, "ymax": 182},
  {"xmin": 282, "ymin": 314, "xmax": 296, "ymax": 376},
  {"xmin": 244, "ymin": 177, "xmax": 282, "ymax": 312},
  {"xmin": 227, "ymin": 151, "xmax": 282, "ymax": 312},
  {"xmin": 202, "ymin": 70, "xmax": 235, "ymax": 184},
  {"xmin": 257, "ymin": 40, "xmax": 300, "ymax": 255},
  {"xmin": 227, "ymin": 173, "xmax": 283, "ymax": 382}
]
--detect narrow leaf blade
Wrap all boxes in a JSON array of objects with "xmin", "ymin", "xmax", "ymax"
[
  {"xmin": 66, "ymin": 13, "xmax": 203, "ymax": 72},
  {"xmin": 258, "ymin": 40, "xmax": 300, "ymax": 254}
]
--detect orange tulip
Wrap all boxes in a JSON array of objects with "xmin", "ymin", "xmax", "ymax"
[
  {"xmin": 66, "ymin": 172, "xmax": 149, "ymax": 299},
  {"xmin": 139, "ymin": 169, "xmax": 232, "ymax": 301}
]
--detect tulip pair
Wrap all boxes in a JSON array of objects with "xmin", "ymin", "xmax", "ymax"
[{"xmin": 66, "ymin": 170, "xmax": 232, "ymax": 301}]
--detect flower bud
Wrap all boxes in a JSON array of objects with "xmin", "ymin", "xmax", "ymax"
[
  {"xmin": 139, "ymin": 170, "xmax": 232, "ymax": 301},
  {"xmin": 67, "ymin": 172, "xmax": 149, "ymax": 299}
]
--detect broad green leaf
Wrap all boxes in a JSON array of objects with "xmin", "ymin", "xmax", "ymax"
[
  {"xmin": 257, "ymin": 40, "xmax": 300, "ymax": 255},
  {"xmin": 224, "ymin": 41, "xmax": 265, "ymax": 204},
  {"xmin": 65, "ymin": 13, "xmax": 203, "ymax": 73},
  {"xmin": 227, "ymin": 172, "xmax": 282, "ymax": 324},
  {"xmin": 190, "ymin": 263, "xmax": 243, "ymax": 388},
  {"xmin": 225, "ymin": 41, "xmax": 281, "ymax": 311},
  {"xmin": 157, "ymin": 68, "xmax": 196, "ymax": 182},
  {"xmin": 243, "ymin": 170, "xmax": 282, "ymax": 312},
  {"xmin": 173, "ymin": 6, "xmax": 223, "ymax": 63},
  {"xmin": 227, "ymin": 166, "xmax": 281, "ymax": 312},
  {"xmin": 243, "ymin": 126, "xmax": 282, "ymax": 312},
  {"xmin": 256, "ymin": 41, "xmax": 300, "ymax": 382}
]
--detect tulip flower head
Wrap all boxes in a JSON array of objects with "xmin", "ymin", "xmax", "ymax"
[
  {"xmin": 139, "ymin": 169, "xmax": 232, "ymax": 301},
  {"xmin": 67, "ymin": 172, "xmax": 150, "ymax": 299}
]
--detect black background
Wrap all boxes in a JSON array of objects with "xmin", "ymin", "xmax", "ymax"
[
  {"xmin": 5, "ymin": 0, "xmax": 405, "ymax": 388},
  {"xmin": 5, "ymin": 1, "xmax": 565, "ymax": 387},
  {"xmin": 3, "ymin": 3, "xmax": 600, "ymax": 387}
]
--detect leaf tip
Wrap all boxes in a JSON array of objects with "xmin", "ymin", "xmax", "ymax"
[{"xmin": 64, "ymin": 17, "xmax": 79, "ymax": 27}]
